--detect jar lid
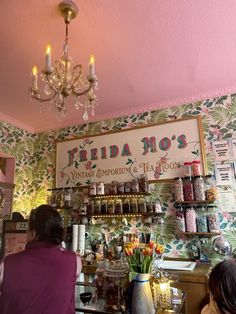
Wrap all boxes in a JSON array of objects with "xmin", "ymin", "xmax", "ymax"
[
  {"xmin": 105, "ymin": 262, "xmax": 129, "ymax": 277},
  {"xmin": 192, "ymin": 160, "xmax": 201, "ymax": 164},
  {"xmin": 183, "ymin": 162, "xmax": 192, "ymax": 165}
]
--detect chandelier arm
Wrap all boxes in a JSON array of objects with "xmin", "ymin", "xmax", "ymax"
[
  {"xmin": 30, "ymin": 89, "xmax": 57, "ymax": 103},
  {"xmin": 45, "ymin": 75, "xmax": 62, "ymax": 94},
  {"xmin": 71, "ymin": 84, "xmax": 93, "ymax": 97}
]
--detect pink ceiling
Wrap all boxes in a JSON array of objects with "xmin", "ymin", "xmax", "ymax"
[{"xmin": 1, "ymin": 1, "xmax": 236, "ymax": 133}]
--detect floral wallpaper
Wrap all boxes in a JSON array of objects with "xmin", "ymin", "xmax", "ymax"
[{"xmin": 1, "ymin": 93, "xmax": 236, "ymax": 261}]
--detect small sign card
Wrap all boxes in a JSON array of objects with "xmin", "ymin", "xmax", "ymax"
[
  {"xmin": 212, "ymin": 140, "xmax": 231, "ymax": 161},
  {"xmin": 215, "ymin": 163, "xmax": 234, "ymax": 186}
]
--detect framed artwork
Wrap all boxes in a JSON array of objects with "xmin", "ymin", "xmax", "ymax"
[
  {"xmin": 0, "ymin": 220, "xmax": 28, "ymax": 259},
  {"xmin": 56, "ymin": 116, "xmax": 207, "ymax": 187}
]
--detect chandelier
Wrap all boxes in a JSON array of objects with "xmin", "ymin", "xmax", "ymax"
[{"xmin": 30, "ymin": 0, "xmax": 98, "ymax": 121}]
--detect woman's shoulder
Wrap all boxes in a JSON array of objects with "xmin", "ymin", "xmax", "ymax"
[{"xmin": 201, "ymin": 301, "xmax": 220, "ymax": 314}]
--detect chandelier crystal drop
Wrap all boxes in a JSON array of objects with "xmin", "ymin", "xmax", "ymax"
[{"xmin": 29, "ymin": 0, "xmax": 98, "ymax": 121}]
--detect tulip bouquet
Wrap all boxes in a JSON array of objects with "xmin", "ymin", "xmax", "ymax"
[{"xmin": 125, "ymin": 237, "xmax": 165, "ymax": 274}]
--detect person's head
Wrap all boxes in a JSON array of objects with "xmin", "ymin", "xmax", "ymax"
[
  {"xmin": 12, "ymin": 211, "xmax": 25, "ymax": 221},
  {"xmin": 209, "ymin": 259, "xmax": 236, "ymax": 314},
  {"xmin": 27, "ymin": 204, "xmax": 64, "ymax": 245}
]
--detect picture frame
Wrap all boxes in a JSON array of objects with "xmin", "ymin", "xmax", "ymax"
[
  {"xmin": 56, "ymin": 116, "xmax": 207, "ymax": 188},
  {"xmin": 0, "ymin": 219, "xmax": 28, "ymax": 259}
]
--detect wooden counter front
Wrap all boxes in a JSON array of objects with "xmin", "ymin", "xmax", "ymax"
[
  {"xmin": 169, "ymin": 263, "xmax": 211, "ymax": 314},
  {"xmin": 82, "ymin": 261, "xmax": 211, "ymax": 314}
]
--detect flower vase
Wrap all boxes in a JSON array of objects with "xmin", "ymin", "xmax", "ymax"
[{"xmin": 131, "ymin": 273, "xmax": 155, "ymax": 314}]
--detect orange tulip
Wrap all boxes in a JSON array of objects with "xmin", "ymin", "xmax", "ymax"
[
  {"xmin": 125, "ymin": 247, "xmax": 134, "ymax": 256},
  {"xmin": 155, "ymin": 244, "xmax": 165, "ymax": 255},
  {"xmin": 147, "ymin": 240, "xmax": 156, "ymax": 249},
  {"xmin": 143, "ymin": 247, "xmax": 153, "ymax": 256}
]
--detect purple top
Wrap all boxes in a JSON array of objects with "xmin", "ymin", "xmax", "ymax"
[{"xmin": 0, "ymin": 240, "xmax": 77, "ymax": 314}]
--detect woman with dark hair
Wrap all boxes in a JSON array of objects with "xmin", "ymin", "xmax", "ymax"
[
  {"xmin": 0, "ymin": 204, "xmax": 82, "ymax": 314},
  {"xmin": 201, "ymin": 259, "xmax": 236, "ymax": 314}
]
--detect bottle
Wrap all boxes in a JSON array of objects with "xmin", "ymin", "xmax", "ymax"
[{"xmin": 174, "ymin": 177, "xmax": 184, "ymax": 202}]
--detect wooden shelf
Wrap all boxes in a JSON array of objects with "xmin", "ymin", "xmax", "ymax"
[
  {"xmin": 176, "ymin": 200, "xmax": 216, "ymax": 205},
  {"xmin": 181, "ymin": 232, "xmax": 220, "ymax": 236},
  {"xmin": 89, "ymin": 192, "xmax": 151, "ymax": 199},
  {"xmin": 80, "ymin": 212, "xmax": 165, "ymax": 218}
]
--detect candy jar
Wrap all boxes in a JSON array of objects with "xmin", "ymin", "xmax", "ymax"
[
  {"xmin": 183, "ymin": 162, "xmax": 192, "ymax": 177},
  {"xmin": 130, "ymin": 198, "xmax": 138, "ymax": 213},
  {"xmin": 205, "ymin": 176, "xmax": 218, "ymax": 201},
  {"xmin": 90, "ymin": 182, "xmax": 97, "ymax": 196},
  {"xmin": 138, "ymin": 174, "xmax": 149, "ymax": 193},
  {"xmin": 185, "ymin": 207, "xmax": 197, "ymax": 232},
  {"xmin": 97, "ymin": 182, "xmax": 105, "ymax": 195},
  {"xmin": 104, "ymin": 261, "xmax": 129, "ymax": 312},
  {"xmin": 191, "ymin": 160, "xmax": 201, "ymax": 176},
  {"xmin": 183, "ymin": 177, "xmax": 194, "ymax": 201},
  {"xmin": 174, "ymin": 177, "xmax": 184, "ymax": 202},
  {"xmin": 193, "ymin": 176, "xmax": 205, "ymax": 201},
  {"xmin": 208, "ymin": 213, "xmax": 220, "ymax": 232},
  {"xmin": 176, "ymin": 208, "xmax": 186, "ymax": 232},
  {"xmin": 196, "ymin": 207, "xmax": 208, "ymax": 232}
]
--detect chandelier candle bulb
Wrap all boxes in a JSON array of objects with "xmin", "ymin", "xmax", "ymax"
[
  {"xmin": 45, "ymin": 44, "xmax": 52, "ymax": 72},
  {"xmin": 89, "ymin": 54, "xmax": 95, "ymax": 76},
  {"xmin": 32, "ymin": 66, "xmax": 38, "ymax": 90}
]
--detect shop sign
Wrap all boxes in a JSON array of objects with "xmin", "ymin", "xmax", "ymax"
[{"xmin": 56, "ymin": 116, "xmax": 206, "ymax": 187}]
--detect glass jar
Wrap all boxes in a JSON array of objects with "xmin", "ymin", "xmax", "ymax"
[
  {"xmin": 63, "ymin": 187, "xmax": 74, "ymax": 207},
  {"xmin": 183, "ymin": 177, "xmax": 194, "ymax": 201},
  {"xmin": 193, "ymin": 176, "xmax": 205, "ymax": 201},
  {"xmin": 124, "ymin": 182, "xmax": 132, "ymax": 193},
  {"xmin": 105, "ymin": 183, "xmax": 111, "ymax": 195},
  {"xmin": 196, "ymin": 207, "xmax": 208, "ymax": 232},
  {"xmin": 101, "ymin": 200, "xmax": 108, "ymax": 214},
  {"xmin": 138, "ymin": 197, "xmax": 147, "ymax": 213},
  {"xmin": 48, "ymin": 190, "xmax": 57, "ymax": 207},
  {"xmin": 183, "ymin": 162, "xmax": 192, "ymax": 177},
  {"xmin": 139, "ymin": 174, "xmax": 149, "ymax": 193},
  {"xmin": 153, "ymin": 200, "xmax": 162, "ymax": 213},
  {"xmin": 176, "ymin": 209, "xmax": 186, "ymax": 232},
  {"xmin": 110, "ymin": 181, "xmax": 118, "ymax": 195},
  {"xmin": 115, "ymin": 199, "xmax": 123, "ymax": 214},
  {"xmin": 205, "ymin": 176, "xmax": 217, "ymax": 201},
  {"xmin": 208, "ymin": 213, "xmax": 220, "ymax": 232},
  {"xmin": 86, "ymin": 199, "xmax": 94, "ymax": 215},
  {"xmin": 107, "ymin": 200, "xmax": 115, "ymax": 214},
  {"xmin": 191, "ymin": 160, "xmax": 201, "ymax": 176},
  {"xmin": 90, "ymin": 182, "xmax": 97, "ymax": 196},
  {"xmin": 97, "ymin": 182, "xmax": 105, "ymax": 195},
  {"xmin": 117, "ymin": 182, "xmax": 125, "ymax": 194},
  {"xmin": 55, "ymin": 189, "xmax": 64, "ymax": 207},
  {"xmin": 94, "ymin": 200, "xmax": 101, "ymax": 215},
  {"xmin": 130, "ymin": 198, "xmax": 138, "ymax": 213},
  {"xmin": 185, "ymin": 207, "xmax": 197, "ymax": 232},
  {"xmin": 131, "ymin": 178, "xmax": 139, "ymax": 193},
  {"xmin": 174, "ymin": 177, "xmax": 184, "ymax": 202},
  {"xmin": 123, "ymin": 198, "xmax": 130, "ymax": 213},
  {"xmin": 146, "ymin": 201, "xmax": 153, "ymax": 213},
  {"xmin": 104, "ymin": 261, "xmax": 129, "ymax": 312}
]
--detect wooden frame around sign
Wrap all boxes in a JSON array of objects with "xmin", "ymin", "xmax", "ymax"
[{"xmin": 56, "ymin": 116, "xmax": 207, "ymax": 188}]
